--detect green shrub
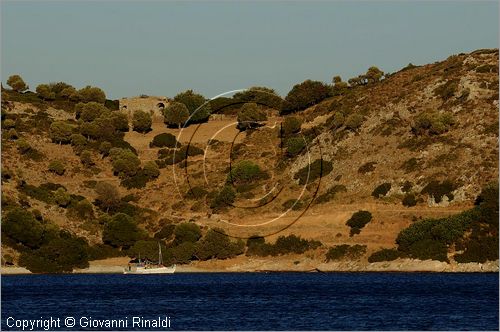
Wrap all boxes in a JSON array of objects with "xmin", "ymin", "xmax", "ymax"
[
  {"xmin": 2, "ymin": 207, "xmax": 45, "ymax": 249},
  {"xmin": 80, "ymin": 150, "xmax": 94, "ymax": 167},
  {"xmin": 75, "ymin": 102, "xmax": 108, "ymax": 122},
  {"xmin": 368, "ymin": 248, "xmax": 401, "ymax": 262},
  {"xmin": 281, "ymin": 80, "xmax": 332, "ymax": 114},
  {"xmin": 433, "ymin": 80, "xmax": 459, "ymax": 100},
  {"xmin": 19, "ymin": 233, "xmax": 89, "ymax": 273},
  {"xmin": 228, "ymin": 160, "xmax": 266, "ymax": 184},
  {"xmin": 150, "ymin": 133, "xmax": 178, "ymax": 148},
  {"xmin": 173, "ymin": 223, "xmax": 202, "ymax": 245},
  {"xmin": 120, "ymin": 171, "xmax": 149, "ymax": 189},
  {"xmin": 273, "ymin": 234, "xmax": 322, "ymax": 255},
  {"xmin": 185, "ymin": 186, "xmax": 208, "ymax": 200},
  {"xmin": 396, "ymin": 209, "xmax": 475, "ymax": 260},
  {"xmin": 412, "ymin": 111, "xmax": 455, "ymax": 136},
  {"xmin": 409, "ymin": 239, "xmax": 448, "ymax": 262},
  {"xmin": 105, "ymin": 99, "xmax": 120, "ymax": 111},
  {"xmin": 285, "ymin": 137, "xmax": 306, "ymax": 157},
  {"xmin": 173, "ymin": 90, "xmax": 211, "ymax": 123},
  {"xmin": 195, "ymin": 228, "xmax": 244, "ymax": 260},
  {"xmin": 69, "ymin": 199, "xmax": 94, "ymax": 221},
  {"xmin": 475, "ymin": 181, "xmax": 499, "ymax": 226},
  {"xmin": 282, "ymin": 116, "xmax": 302, "ymax": 136},
  {"xmin": 344, "ymin": 114, "xmax": 364, "ymax": 131},
  {"xmin": 3, "ymin": 118, "xmax": 16, "ymax": 129},
  {"xmin": 455, "ymin": 235, "xmax": 498, "ymax": 263},
  {"xmin": 54, "ymin": 188, "xmax": 71, "ymax": 207},
  {"xmin": 326, "ymin": 244, "xmax": 367, "ymax": 261},
  {"xmin": 109, "ymin": 148, "xmax": 141, "ymax": 178},
  {"xmin": 210, "ymin": 186, "xmax": 236, "ymax": 211},
  {"xmin": 127, "ymin": 240, "xmax": 167, "ymax": 261},
  {"xmin": 475, "ymin": 64, "xmax": 498, "ymax": 73},
  {"xmin": 49, "ymin": 121, "xmax": 73, "ymax": 144},
  {"xmin": 294, "ymin": 159, "xmax": 333, "ymax": 185},
  {"xmin": 365, "ymin": 66, "xmax": 384, "ymax": 83},
  {"xmin": 237, "ymin": 103, "xmax": 267, "ymax": 130},
  {"xmin": 169, "ymin": 242, "xmax": 196, "ymax": 264},
  {"xmin": 109, "ymin": 112, "xmax": 129, "ymax": 132},
  {"xmin": 18, "ymin": 183, "xmax": 56, "ymax": 205},
  {"xmin": 315, "ymin": 185, "xmax": 347, "ymax": 204},
  {"xmin": 16, "ymin": 139, "xmax": 32, "ymax": 154},
  {"xmin": 76, "ymin": 86, "xmax": 106, "ymax": 104},
  {"xmin": 143, "ymin": 161, "xmax": 160, "ymax": 179},
  {"xmin": 327, "ymin": 112, "xmax": 345, "ymax": 129},
  {"xmin": 246, "ymin": 236, "xmax": 275, "ymax": 257},
  {"xmin": 180, "ymin": 144, "xmax": 204, "ymax": 157},
  {"xmin": 164, "ymin": 102, "xmax": 189, "ymax": 128},
  {"xmin": 402, "ymin": 193, "xmax": 417, "ymax": 207},
  {"xmin": 232, "ymin": 86, "xmax": 283, "ymax": 110},
  {"xmin": 7, "ymin": 74, "xmax": 29, "ymax": 92},
  {"xmin": 421, "ymin": 180, "xmax": 456, "ymax": 203},
  {"xmin": 154, "ymin": 223, "xmax": 176, "ymax": 240},
  {"xmin": 94, "ymin": 182, "xmax": 120, "ymax": 212},
  {"xmin": 282, "ymin": 199, "xmax": 304, "ymax": 211},
  {"xmin": 98, "ymin": 141, "xmax": 112, "ymax": 156},
  {"xmin": 346, "ymin": 210, "xmax": 372, "ymax": 237},
  {"xmin": 132, "ymin": 110, "xmax": 152, "ymax": 133},
  {"xmin": 372, "ymin": 182, "xmax": 391, "ymax": 198},
  {"xmin": 48, "ymin": 160, "xmax": 66, "ymax": 175},
  {"xmin": 87, "ymin": 244, "xmax": 124, "ymax": 260},
  {"xmin": 70, "ymin": 133, "xmax": 87, "ymax": 147},
  {"xmin": 102, "ymin": 213, "xmax": 145, "ymax": 249}
]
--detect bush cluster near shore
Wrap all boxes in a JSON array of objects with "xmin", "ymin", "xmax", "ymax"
[{"xmin": 369, "ymin": 182, "xmax": 499, "ymax": 263}]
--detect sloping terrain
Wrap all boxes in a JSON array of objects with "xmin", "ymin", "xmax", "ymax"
[{"xmin": 1, "ymin": 49, "xmax": 498, "ymax": 272}]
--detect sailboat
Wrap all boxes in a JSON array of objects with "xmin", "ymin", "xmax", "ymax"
[{"xmin": 123, "ymin": 243, "xmax": 176, "ymax": 274}]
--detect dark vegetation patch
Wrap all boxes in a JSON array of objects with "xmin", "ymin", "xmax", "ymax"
[
  {"xmin": 246, "ymin": 234, "xmax": 322, "ymax": 257},
  {"xmin": 325, "ymin": 244, "xmax": 366, "ymax": 261},
  {"xmin": 294, "ymin": 159, "xmax": 333, "ymax": 185},
  {"xmin": 368, "ymin": 248, "xmax": 402, "ymax": 262},
  {"xmin": 315, "ymin": 185, "xmax": 347, "ymax": 204},
  {"xmin": 371, "ymin": 182, "xmax": 391, "ymax": 198},
  {"xmin": 346, "ymin": 210, "xmax": 372, "ymax": 236},
  {"xmin": 420, "ymin": 179, "xmax": 457, "ymax": 203}
]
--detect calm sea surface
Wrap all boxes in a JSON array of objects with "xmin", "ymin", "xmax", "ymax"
[{"xmin": 1, "ymin": 273, "xmax": 498, "ymax": 330}]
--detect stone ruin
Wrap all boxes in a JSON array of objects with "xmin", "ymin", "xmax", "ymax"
[{"xmin": 119, "ymin": 95, "xmax": 169, "ymax": 121}]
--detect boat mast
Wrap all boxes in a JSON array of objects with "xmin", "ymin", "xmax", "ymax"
[{"xmin": 158, "ymin": 242, "xmax": 162, "ymax": 266}]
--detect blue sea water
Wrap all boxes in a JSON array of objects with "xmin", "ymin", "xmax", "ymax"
[{"xmin": 1, "ymin": 273, "xmax": 498, "ymax": 331}]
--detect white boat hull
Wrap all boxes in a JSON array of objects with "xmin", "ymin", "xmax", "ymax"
[{"xmin": 123, "ymin": 266, "xmax": 176, "ymax": 274}]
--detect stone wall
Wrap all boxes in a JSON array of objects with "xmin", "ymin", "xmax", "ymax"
[{"xmin": 119, "ymin": 96, "xmax": 169, "ymax": 121}]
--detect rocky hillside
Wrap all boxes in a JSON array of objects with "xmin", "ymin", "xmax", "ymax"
[{"xmin": 1, "ymin": 49, "xmax": 498, "ymax": 272}]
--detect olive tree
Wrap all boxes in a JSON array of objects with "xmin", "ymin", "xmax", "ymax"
[
  {"xmin": 94, "ymin": 182, "xmax": 120, "ymax": 212},
  {"xmin": 237, "ymin": 103, "xmax": 267, "ymax": 131},
  {"xmin": 76, "ymin": 86, "xmax": 106, "ymax": 104},
  {"xmin": 36, "ymin": 84, "xmax": 56, "ymax": 100},
  {"xmin": 164, "ymin": 102, "xmax": 189, "ymax": 128},
  {"xmin": 108, "ymin": 148, "xmax": 141, "ymax": 178},
  {"xmin": 132, "ymin": 110, "xmax": 152, "ymax": 133},
  {"xmin": 7, "ymin": 75, "xmax": 28, "ymax": 92},
  {"xmin": 173, "ymin": 90, "xmax": 211, "ymax": 123},
  {"xmin": 49, "ymin": 121, "xmax": 73, "ymax": 144}
]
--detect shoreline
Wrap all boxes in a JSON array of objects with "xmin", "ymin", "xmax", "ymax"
[{"xmin": 1, "ymin": 258, "xmax": 498, "ymax": 275}]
